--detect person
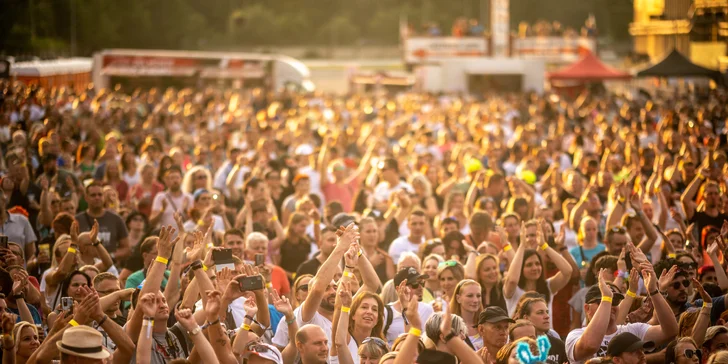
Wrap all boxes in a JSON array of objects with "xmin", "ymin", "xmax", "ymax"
[
  {"xmin": 296, "ymin": 325, "xmax": 330, "ymax": 364},
  {"xmin": 664, "ymin": 337, "xmax": 702, "ymax": 364},
  {"xmin": 449, "ymin": 279, "xmax": 483, "ymax": 349},
  {"xmin": 372, "ymin": 158, "xmax": 413, "ymax": 213},
  {"xmin": 421, "ymin": 253, "xmax": 443, "ymax": 303},
  {"xmin": 604, "ymin": 332, "xmax": 652, "ymax": 364},
  {"xmin": 469, "ymin": 253, "xmax": 507, "ymax": 311},
  {"xmin": 388, "ymin": 210, "xmax": 428, "ymax": 264},
  {"xmin": 475, "ymin": 306, "xmax": 515, "ymax": 360},
  {"xmin": 149, "ymin": 166, "xmax": 193, "ymax": 230},
  {"xmin": 334, "ymin": 281, "xmax": 387, "ymax": 364},
  {"xmin": 565, "ymin": 256, "xmax": 678, "ymax": 364},
  {"xmin": 495, "ymin": 337, "xmax": 539, "ymax": 364},
  {"xmin": 128, "ymin": 163, "xmax": 164, "ymax": 218},
  {"xmin": 244, "ymin": 231, "xmax": 290, "ymax": 296},
  {"xmin": 569, "ymin": 217, "xmax": 606, "ymax": 276},
  {"xmin": 279, "ymin": 212, "xmax": 314, "ymax": 277},
  {"xmin": 359, "ymin": 217, "xmax": 394, "ymax": 283},
  {"xmin": 435, "ymin": 260, "xmax": 465, "ymax": 311},
  {"xmin": 56, "ymin": 325, "xmax": 112, "ymax": 363},
  {"xmin": 0, "ymin": 190, "xmax": 37, "ymax": 268},
  {"xmin": 76, "ymin": 182, "xmax": 130, "ymax": 263},
  {"xmin": 382, "ymin": 267, "xmax": 434, "ymax": 344},
  {"xmin": 47, "ymin": 270, "xmax": 92, "ymax": 327},
  {"xmin": 703, "ymin": 326, "xmax": 728, "ymax": 362},
  {"xmin": 296, "ymin": 226, "xmax": 339, "ymax": 278},
  {"xmin": 12, "ymin": 321, "xmax": 40, "ymax": 364},
  {"xmin": 514, "ymin": 296, "xmax": 568, "ymax": 364},
  {"xmin": 124, "ymin": 237, "xmax": 170, "ymax": 291},
  {"xmin": 508, "ymin": 319, "xmax": 536, "ymax": 340}
]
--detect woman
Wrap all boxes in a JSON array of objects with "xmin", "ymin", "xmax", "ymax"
[
  {"xmin": 409, "ymin": 174, "xmax": 438, "ymax": 219},
  {"xmin": 291, "ymin": 274, "xmax": 312, "ymax": 308},
  {"xmin": 708, "ymin": 351, "xmax": 728, "ymax": 364},
  {"xmin": 75, "ymin": 142, "xmax": 97, "ymax": 179},
  {"xmin": 120, "ymin": 151, "xmax": 140, "ymax": 187},
  {"xmin": 360, "ymin": 217, "xmax": 394, "ymax": 283},
  {"xmin": 128, "ymin": 163, "xmax": 164, "ymax": 218},
  {"xmin": 504, "ymin": 224, "xmax": 573, "ymax": 319},
  {"xmin": 40, "ymin": 234, "xmax": 74, "ymax": 312},
  {"xmin": 155, "ymin": 155, "xmax": 174, "ymax": 183},
  {"xmin": 568, "ymin": 217, "xmax": 605, "ymax": 282},
  {"xmin": 12, "ymin": 322, "xmax": 40, "ymax": 364},
  {"xmin": 79, "ymin": 265, "xmax": 100, "ymax": 282},
  {"xmin": 335, "ymin": 284, "xmax": 387, "ymax": 364},
  {"xmin": 277, "ymin": 212, "xmax": 314, "ymax": 278},
  {"xmin": 665, "ymin": 337, "xmax": 702, "ymax": 364},
  {"xmin": 181, "ymin": 165, "xmax": 213, "ymax": 195},
  {"xmin": 471, "ymin": 254, "xmax": 507, "ymax": 311},
  {"xmin": 421, "ymin": 254, "xmax": 444, "ymax": 304},
  {"xmin": 436, "ymin": 191, "xmax": 470, "ymax": 235},
  {"xmin": 103, "ymin": 160, "xmax": 129, "ymax": 202},
  {"xmin": 48, "ymin": 270, "xmax": 92, "ymax": 328},
  {"xmin": 449, "ymin": 279, "xmax": 483, "ymax": 350},
  {"xmin": 126, "ymin": 211, "xmax": 149, "ymax": 250},
  {"xmin": 442, "ymin": 231, "xmax": 468, "ymax": 262},
  {"xmin": 434, "ymin": 260, "xmax": 465, "ymax": 312},
  {"xmin": 495, "ymin": 337, "xmax": 538, "ymax": 364}
]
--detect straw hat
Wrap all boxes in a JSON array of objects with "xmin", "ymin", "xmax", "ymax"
[{"xmin": 56, "ymin": 326, "xmax": 110, "ymax": 360}]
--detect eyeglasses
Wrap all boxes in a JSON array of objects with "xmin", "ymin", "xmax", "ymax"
[
  {"xmin": 362, "ymin": 337, "xmax": 389, "ymax": 351},
  {"xmin": 671, "ymin": 280, "xmax": 690, "ymax": 290},
  {"xmin": 297, "ymin": 284, "xmax": 309, "ymax": 292},
  {"xmin": 195, "ymin": 174, "xmax": 207, "ymax": 180},
  {"xmin": 408, "ymin": 282, "xmax": 421, "ymax": 289},
  {"xmin": 684, "ymin": 349, "xmax": 702, "ymax": 359},
  {"xmin": 438, "ymin": 260, "xmax": 458, "ymax": 268}
]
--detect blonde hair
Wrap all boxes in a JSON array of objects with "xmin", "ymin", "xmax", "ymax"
[
  {"xmin": 449, "ymin": 279, "xmax": 482, "ymax": 318},
  {"xmin": 13, "ymin": 322, "xmax": 38, "ymax": 350},
  {"xmin": 409, "ymin": 174, "xmax": 433, "ymax": 198},
  {"xmin": 181, "ymin": 165, "xmax": 212, "ymax": 195},
  {"xmin": 51, "ymin": 234, "xmax": 72, "ymax": 268},
  {"xmin": 708, "ymin": 351, "xmax": 728, "ymax": 364}
]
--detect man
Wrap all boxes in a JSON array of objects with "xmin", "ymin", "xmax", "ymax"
[
  {"xmin": 0, "ymin": 190, "xmax": 37, "ymax": 268},
  {"xmin": 388, "ymin": 210, "xmax": 427, "ymax": 264},
  {"xmin": 372, "ymin": 158, "xmax": 413, "ymax": 212},
  {"xmin": 76, "ymin": 182, "xmax": 130, "ymax": 262},
  {"xmin": 183, "ymin": 189, "xmax": 226, "ymax": 233},
  {"xmin": 604, "ymin": 226, "xmax": 629, "ymax": 256},
  {"xmin": 245, "ymin": 231, "xmax": 290, "ymax": 296},
  {"xmin": 439, "ymin": 217, "xmax": 460, "ymax": 238},
  {"xmin": 465, "ymin": 211, "xmax": 494, "ymax": 248},
  {"xmin": 35, "ymin": 152, "xmax": 81, "ymax": 198},
  {"xmin": 476, "ymin": 307, "xmax": 514, "ymax": 357},
  {"xmin": 703, "ymin": 326, "xmax": 728, "ymax": 360},
  {"xmin": 293, "ymin": 144, "xmax": 324, "ymax": 202},
  {"xmin": 213, "ymin": 147, "xmax": 242, "ymax": 193},
  {"xmin": 4, "ymin": 152, "xmax": 42, "ymax": 229},
  {"xmin": 124, "ymin": 237, "xmax": 170, "ymax": 290},
  {"xmin": 682, "ymin": 179, "xmax": 728, "ymax": 239},
  {"xmin": 93, "ymin": 273, "xmax": 128, "ymax": 327},
  {"xmin": 295, "ymin": 325, "xmax": 329, "ymax": 364},
  {"xmin": 654, "ymin": 262, "xmax": 691, "ymax": 319},
  {"xmin": 243, "ymin": 342, "xmax": 284, "ymax": 364},
  {"xmin": 224, "ymin": 228, "xmax": 246, "ymax": 261},
  {"xmin": 382, "ymin": 267, "xmax": 435, "ymax": 344},
  {"xmin": 565, "ymin": 261, "xmax": 678, "ymax": 364},
  {"xmin": 150, "ymin": 166, "xmax": 193, "ymax": 229},
  {"xmin": 605, "ymin": 332, "xmax": 653, "ymax": 364},
  {"xmin": 296, "ymin": 226, "xmax": 338, "ymax": 277}
]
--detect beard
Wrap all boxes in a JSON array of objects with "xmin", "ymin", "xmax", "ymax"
[{"xmin": 320, "ymin": 295, "xmax": 336, "ymax": 311}]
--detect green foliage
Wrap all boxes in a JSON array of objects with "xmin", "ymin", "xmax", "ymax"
[{"xmin": 0, "ymin": 0, "xmax": 633, "ymax": 55}]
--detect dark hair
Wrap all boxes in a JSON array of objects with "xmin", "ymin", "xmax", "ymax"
[
  {"xmin": 224, "ymin": 228, "xmax": 245, "ymax": 241},
  {"xmin": 442, "ymin": 231, "xmax": 467, "ymax": 260},
  {"xmin": 441, "ymin": 217, "xmax": 460, "ymax": 229},
  {"xmin": 518, "ymin": 249, "xmax": 550, "ymax": 303},
  {"xmin": 244, "ymin": 177, "xmax": 263, "ymax": 193},
  {"xmin": 125, "ymin": 210, "xmax": 148, "ymax": 230},
  {"xmin": 703, "ymin": 282, "xmax": 723, "ymax": 298},
  {"xmin": 59, "ymin": 270, "xmax": 92, "ymax": 297},
  {"xmin": 584, "ymin": 251, "xmax": 612, "ymax": 286},
  {"xmin": 140, "ymin": 237, "xmax": 159, "ymax": 255},
  {"xmin": 85, "ymin": 181, "xmax": 105, "ymax": 194},
  {"xmin": 470, "ymin": 211, "xmax": 494, "ymax": 235},
  {"xmin": 410, "ymin": 209, "xmax": 427, "ymax": 219},
  {"xmin": 420, "ymin": 239, "xmax": 444, "ymax": 259}
]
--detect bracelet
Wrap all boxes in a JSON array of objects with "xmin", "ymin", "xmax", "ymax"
[
  {"xmin": 626, "ymin": 290, "xmax": 637, "ymax": 298},
  {"xmin": 242, "ymin": 324, "xmax": 251, "ymax": 331},
  {"xmin": 408, "ymin": 328, "xmax": 422, "ymax": 337},
  {"xmin": 155, "ymin": 256, "xmax": 169, "ymax": 265},
  {"xmin": 202, "ymin": 264, "xmax": 209, "ymax": 272},
  {"xmin": 601, "ymin": 296, "xmax": 613, "ymax": 303},
  {"xmin": 245, "ymin": 315, "xmax": 255, "ymax": 322},
  {"xmin": 69, "ymin": 319, "xmax": 79, "ymax": 327},
  {"xmin": 558, "ymin": 246, "xmax": 568, "ymax": 252},
  {"xmin": 343, "ymin": 271, "xmax": 354, "ymax": 278},
  {"xmin": 358, "ymin": 249, "xmax": 362, "ymax": 257},
  {"xmin": 341, "ymin": 307, "xmax": 351, "ymax": 313},
  {"xmin": 667, "ymin": 253, "xmax": 676, "ymax": 259},
  {"xmin": 314, "ymin": 220, "xmax": 321, "ymax": 225},
  {"xmin": 704, "ymin": 302, "xmax": 714, "ymax": 309},
  {"xmin": 96, "ymin": 314, "xmax": 108, "ymax": 328},
  {"xmin": 197, "ymin": 219, "xmax": 205, "ymax": 226},
  {"xmin": 539, "ymin": 243, "xmax": 549, "ymax": 251},
  {"xmin": 503, "ymin": 245, "xmax": 512, "ymax": 252},
  {"xmin": 67, "ymin": 247, "xmax": 77, "ymax": 254},
  {"xmin": 286, "ymin": 316, "xmax": 296, "ymax": 325},
  {"xmin": 649, "ymin": 289, "xmax": 661, "ymax": 296},
  {"xmin": 618, "ymin": 197, "xmax": 626, "ymax": 204},
  {"xmin": 345, "ymin": 265, "xmax": 356, "ymax": 270}
]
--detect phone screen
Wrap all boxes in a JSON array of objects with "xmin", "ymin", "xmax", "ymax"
[{"xmin": 213, "ymin": 249, "xmax": 235, "ymax": 271}]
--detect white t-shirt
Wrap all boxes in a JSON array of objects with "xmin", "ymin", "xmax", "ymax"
[
  {"xmin": 329, "ymin": 337, "xmax": 360, "ymax": 364},
  {"xmin": 40, "ymin": 268, "xmax": 59, "ymax": 309},
  {"xmin": 565, "ymin": 323, "xmax": 650, "ymax": 364},
  {"xmin": 194, "ymin": 296, "xmax": 247, "ymax": 328},
  {"xmin": 151, "ymin": 192, "xmax": 193, "ymax": 228},
  {"xmin": 382, "ymin": 302, "xmax": 434, "ymax": 345},
  {"xmin": 388, "ymin": 236, "xmax": 424, "ymax": 264},
  {"xmin": 183, "ymin": 215, "xmax": 225, "ymax": 233},
  {"xmin": 373, "ymin": 181, "xmax": 413, "ymax": 205},
  {"xmin": 272, "ymin": 304, "xmax": 333, "ymax": 348}
]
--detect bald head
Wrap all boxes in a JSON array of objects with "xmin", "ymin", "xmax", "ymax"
[{"xmin": 295, "ymin": 325, "xmax": 328, "ymax": 363}]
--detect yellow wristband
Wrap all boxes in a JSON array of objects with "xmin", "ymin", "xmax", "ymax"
[
  {"xmin": 197, "ymin": 219, "xmax": 205, "ymax": 226},
  {"xmin": 266, "ymin": 282, "xmax": 272, "ymax": 288},
  {"xmin": 540, "ymin": 243, "xmax": 549, "ymax": 251},
  {"xmin": 626, "ymin": 290, "xmax": 637, "ymax": 298},
  {"xmin": 314, "ymin": 220, "xmax": 321, "ymax": 225},
  {"xmin": 69, "ymin": 319, "xmax": 79, "ymax": 327},
  {"xmin": 67, "ymin": 247, "xmax": 77, "ymax": 254},
  {"xmin": 242, "ymin": 324, "xmax": 251, "ymax": 331},
  {"xmin": 202, "ymin": 264, "xmax": 209, "ymax": 272},
  {"xmin": 408, "ymin": 328, "xmax": 422, "ymax": 337},
  {"xmin": 358, "ymin": 249, "xmax": 362, "ymax": 257},
  {"xmin": 270, "ymin": 216, "xmax": 278, "ymax": 222},
  {"xmin": 155, "ymin": 256, "xmax": 169, "ymax": 265},
  {"xmin": 667, "ymin": 253, "xmax": 677, "ymax": 258},
  {"xmin": 341, "ymin": 307, "xmax": 351, "ymax": 313},
  {"xmin": 503, "ymin": 245, "xmax": 512, "ymax": 252},
  {"xmin": 343, "ymin": 271, "xmax": 354, "ymax": 278},
  {"xmin": 601, "ymin": 296, "xmax": 613, "ymax": 303},
  {"xmin": 704, "ymin": 302, "xmax": 713, "ymax": 309}
]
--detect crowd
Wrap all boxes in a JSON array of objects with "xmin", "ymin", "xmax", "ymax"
[
  {"xmin": 0, "ymin": 79, "xmax": 728, "ymax": 364},
  {"xmin": 405, "ymin": 16, "xmax": 596, "ymax": 39}
]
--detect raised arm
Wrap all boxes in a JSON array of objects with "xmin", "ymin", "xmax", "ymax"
[
  {"xmin": 334, "ymin": 282, "xmax": 355, "ymax": 364},
  {"xmin": 346, "ymin": 242, "xmax": 382, "ymax": 293},
  {"xmin": 617, "ymin": 268, "xmax": 640, "ymax": 325},
  {"xmin": 47, "ymin": 222, "xmax": 82, "ymax": 287},
  {"xmin": 503, "ymin": 224, "xmax": 527, "ymax": 299},
  {"xmin": 1, "ymin": 313, "xmax": 15, "ymax": 364},
  {"xmin": 640, "ymin": 260, "xmax": 678, "ymax": 344},
  {"xmin": 176, "ymin": 308, "xmax": 219, "ymax": 364},
  {"xmin": 440, "ymin": 306, "xmax": 483, "ymax": 364},
  {"xmin": 572, "ymin": 271, "xmax": 614, "ymax": 361},
  {"xmin": 542, "ymin": 232, "xmax": 574, "ymax": 293},
  {"xmin": 632, "ymin": 193, "xmax": 658, "ymax": 254},
  {"xmin": 88, "ymin": 221, "xmax": 114, "ymax": 273},
  {"xmin": 393, "ymin": 286, "xmax": 422, "ymax": 364},
  {"xmin": 692, "ymin": 279, "xmax": 712, "ymax": 347},
  {"xmin": 681, "ymin": 173, "xmax": 704, "ymax": 222},
  {"xmin": 706, "ymin": 240, "xmax": 728, "ymax": 291},
  {"xmin": 204, "ymin": 290, "xmax": 238, "ymax": 364}
]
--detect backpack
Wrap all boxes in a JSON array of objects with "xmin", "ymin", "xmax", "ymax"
[{"xmin": 383, "ymin": 305, "xmax": 394, "ymax": 337}]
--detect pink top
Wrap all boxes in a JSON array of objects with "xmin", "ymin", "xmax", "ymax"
[{"xmin": 322, "ymin": 178, "xmax": 360, "ymax": 213}]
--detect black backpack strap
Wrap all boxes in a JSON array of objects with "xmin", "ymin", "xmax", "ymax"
[
  {"xmin": 169, "ymin": 325, "xmax": 189, "ymax": 357},
  {"xmin": 384, "ymin": 305, "xmax": 394, "ymax": 337}
]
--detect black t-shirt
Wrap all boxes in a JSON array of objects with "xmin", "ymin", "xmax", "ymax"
[
  {"xmin": 689, "ymin": 211, "xmax": 728, "ymax": 245},
  {"xmin": 546, "ymin": 333, "xmax": 567, "ymax": 364},
  {"xmin": 296, "ymin": 256, "xmax": 322, "ymax": 278},
  {"xmin": 280, "ymin": 237, "xmax": 312, "ymax": 274}
]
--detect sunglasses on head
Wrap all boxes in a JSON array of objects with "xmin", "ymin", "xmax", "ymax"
[
  {"xmin": 439, "ymin": 260, "xmax": 458, "ymax": 268},
  {"xmin": 684, "ymin": 349, "xmax": 702, "ymax": 359},
  {"xmin": 297, "ymin": 284, "xmax": 309, "ymax": 292},
  {"xmin": 671, "ymin": 280, "xmax": 690, "ymax": 290},
  {"xmin": 609, "ymin": 226, "xmax": 626, "ymax": 233},
  {"xmin": 362, "ymin": 337, "xmax": 388, "ymax": 350},
  {"xmin": 244, "ymin": 342, "xmax": 282, "ymax": 361}
]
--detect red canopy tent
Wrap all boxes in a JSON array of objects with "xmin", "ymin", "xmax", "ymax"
[{"xmin": 548, "ymin": 51, "xmax": 632, "ymax": 81}]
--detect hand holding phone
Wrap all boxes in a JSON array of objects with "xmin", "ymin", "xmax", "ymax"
[{"xmin": 237, "ymin": 275, "xmax": 264, "ymax": 291}]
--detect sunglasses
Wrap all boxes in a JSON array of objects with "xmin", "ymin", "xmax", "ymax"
[
  {"xmin": 195, "ymin": 174, "xmax": 207, "ymax": 180},
  {"xmin": 362, "ymin": 337, "xmax": 388, "ymax": 350},
  {"xmin": 408, "ymin": 282, "xmax": 421, "ymax": 289},
  {"xmin": 684, "ymin": 349, "xmax": 702, "ymax": 359},
  {"xmin": 671, "ymin": 280, "xmax": 690, "ymax": 290},
  {"xmin": 439, "ymin": 260, "xmax": 458, "ymax": 268},
  {"xmin": 297, "ymin": 284, "xmax": 309, "ymax": 292},
  {"xmin": 609, "ymin": 226, "xmax": 626, "ymax": 233},
  {"xmin": 677, "ymin": 262, "xmax": 698, "ymax": 270}
]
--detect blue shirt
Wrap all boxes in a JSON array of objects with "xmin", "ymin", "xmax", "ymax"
[
  {"xmin": 7, "ymin": 304, "xmax": 42, "ymax": 325},
  {"xmin": 569, "ymin": 244, "xmax": 606, "ymax": 267}
]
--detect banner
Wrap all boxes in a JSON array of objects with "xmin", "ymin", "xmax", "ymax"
[{"xmin": 404, "ymin": 37, "xmax": 488, "ymax": 63}]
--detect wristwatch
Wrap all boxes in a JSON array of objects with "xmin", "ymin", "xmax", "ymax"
[
  {"xmin": 92, "ymin": 240, "xmax": 101, "ymax": 247},
  {"xmin": 443, "ymin": 332, "xmax": 458, "ymax": 343},
  {"xmin": 188, "ymin": 326, "xmax": 202, "ymax": 336},
  {"xmin": 11, "ymin": 293, "xmax": 24, "ymax": 301},
  {"xmin": 190, "ymin": 260, "xmax": 204, "ymax": 271}
]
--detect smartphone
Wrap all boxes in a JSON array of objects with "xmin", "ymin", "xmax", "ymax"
[
  {"xmin": 213, "ymin": 248, "xmax": 235, "ymax": 271},
  {"xmin": 38, "ymin": 243, "xmax": 50, "ymax": 258},
  {"xmin": 0, "ymin": 236, "xmax": 7, "ymax": 249},
  {"xmin": 625, "ymin": 252, "xmax": 633, "ymax": 271},
  {"xmin": 255, "ymin": 254, "xmax": 265, "ymax": 266},
  {"xmin": 238, "ymin": 275, "xmax": 264, "ymax": 291},
  {"xmin": 61, "ymin": 297, "xmax": 74, "ymax": 311}
]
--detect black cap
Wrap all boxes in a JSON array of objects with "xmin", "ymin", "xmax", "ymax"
[
  {"xmin": 393, "ymin": 267, "xmax": 428, "ymax": 287},
  {"xmin": 584, "ymin": 284, "xmax": 625, "ymax": 305},
  {"xmin": 606, "ymin": 332, "xmax": 654, "ymax": 357},
  {"xmin": 415, "ymin": 349, "xmax": 456, "ymax": 364},
  {"xmin": 474, "ymin": 307, "xmax": 515, "ymax": 327}
]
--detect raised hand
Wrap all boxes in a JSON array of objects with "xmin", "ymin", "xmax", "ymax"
[
  {"xmin": 271, "ymin": 289, "xmax": 293, "ymax": 319},
  {"xmin": 617, "ymin": 248, "xmax": 627, "ymax": 273},
  {"xmin": 217, "ymin": 268, "xmax": 235, "ymax": 294},
  {"xmin": 627, "ymin": 242, "xmax": 648, "ymax": 266},
  {"xmin": 476, "ymin": 347, "xmax": 492, "ymax": 364},
  {"xmin": 223, "ymin": 273, "xmax": 246, "ymax": 302},
  {"xmin": 395, "ymin": 279, "xmax": 411, "ymax": 310},
  {"xmin": 641, "ymin": 263, "xmax": 658, "ymax": 293},
  {"xmin": 439, "ymin": 304, "xmax": 453, "ymax": 339},
  {"xmin": 0, "ymin": 312, "xmax": 14, "ymax": 335},
  {"xmin": 630, "ymin": 191, "xmax": 643, "ymax": 212},
  {"xmin": 70, "ymin": 220, "xmax": 80, "ymax": 242},
  {"xmin": 90, "ymin": 219, "xmax": 99, "ymax": 243},
  {"xmin": 519, "ymin": 222, "xmax": 527, "ymax": 249},
  {"xmin": 11, "ymin": 269, "xmax": 28, "ymax": 296},
  {"xmin": 404, "ymin": 284, "xmax": 421, "ymax": 329},
  {"xmin": 157, "ymin": 225, "xmax": 179, "ymax": 258},
  {"xmin": 344, "ymin": 243, "xmax": 360, "ymax": 267},
  {"xmin": 308, "ymin": 208, "xmax": 321, "ymax": 222},
  {"xmin": 139, "ymin": 292, "xmax": 159, "ymax": 318},
  {"xmin": 337, "ymin": 223, "xmax": 360, "ymax": 249},
  {"xmin": 175, "ymin": 308, "xmax": 199, "ymax": 332},
  {"xmin": 628, "ymin": 267, "xmax": 640, "ymax": 294},
  {"xmin": 243, "ymin": 297, "xmax": 258, "ymax": 318},
  {"xmin": 204, "ymin": 290, "xmax": 223, "ymax": 322},
  {"xmin": 658, "ymin": 265, "xmax": 678, "ymax": 292},
  {"xmin": 174, "ymin": 212, "xmax": 185, "ymax": 232},
  {"xmin": 598, "ymin": 268, "xmax": 613, "ymax": 299},
  {"xmin": 692, "ymin": 278, "xmax": 712, "ymax": 303},
  {"xmin": 339, "ymin": 281, "xmax": 353, "ymax": 308}
]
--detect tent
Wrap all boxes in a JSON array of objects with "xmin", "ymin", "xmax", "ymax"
[
  {"xmin": 636, "ymin": 49, "xmax": 722, "ymax": 81},
  {"xmin": 548, "ymin": 51, "xmax": 632, "ymax": 81}
]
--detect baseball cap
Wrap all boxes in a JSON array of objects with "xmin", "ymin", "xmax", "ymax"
[
  {"xmin": 393, "ymin": 267, "xmax": 428, "ymax": 287},
  {"xmin": 584, "ymin": 284, "xmax": 624, "ymax": 305},
  {"xmin": 294, "ymin": 144, "xmax": 314, "ymax": 156},
  {"xmin": 244, "ymin": 342, "xmax": 283, "ymax": 364},
  {"xmin": 605, "ymin": 332, "xmax": 654, "ymax": 356},
  {"xmin": 474, "ymin": 307, "xmax": 515, "ymax": 327}
]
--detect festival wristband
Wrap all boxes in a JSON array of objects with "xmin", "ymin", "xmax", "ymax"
[
  {"xmin": 667, "ymin": 253, "xmax": 677, "ymax": 259},
  {"xmin": 155, "ymin": 256, "xmax": 169, "ymax": 265},
  {"xmin": 626, "ymin": 290, "xmax": 637, "ymax": 298},
  {"xmin": 242, "ymin": 324, "xmax": 251, "ymax": 331},
  {"xmin": 270, "ymin": 216, "xmax": 278, "ymax": 222},
  {"xmin": 67, "ymin": 247, "xmax": 77, "ymax": 254},
  {"xmin": 540, "ymin": 243, "xmax": 549, "ymax": 251},
  {"xmin": 69, "ymin": 320, "xmax": 79, "ymax": 327},
  {"xmin": 503, "ymin": 245, "xmax": 512, "ymax": 252},
  {"xmin": 286, "ymin": 316, "xmax": 296, "ymax": 325},
  {"xmin": 343, "ymin": 271, "xmax": 354, "ymax": 278},
  {"xmin": 409, "ymin": 328, "xmax": 422, "ymax": 337},
  {"xmin": 704, "ymin": 302, "xmax": 713, "ymax": 309},
  {"xmin": 341, "ymin": 307, "xmax": 351, "ymax": 313},
  {"xmin": 202, "ymin": 264, "xmax": 209, "ymax": 272},
  {"xmin": 601, "ymin": 296, "xmax": 613, "ymax": 303},
  {"xmin": 314, "ymin": 220, "xmax": 321, "ymax": 225},
  {"xmin": 266, "ymin": 282, "xmax": 272, "ymax": 288}
]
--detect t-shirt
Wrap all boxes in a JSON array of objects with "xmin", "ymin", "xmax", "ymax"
[
  {"xmin": 545, "ymin": 333, "xmax": 567, "ymax": 364},
  {"xmin": 8, "ymin": 304, "xmax": 42, "ymax": 325},
  {"xmin": 280, "ymin": 238, "xmax": 313, "ymax": 274},
  {"xmin": 125, "ymin": 269, "xmax": 171, "ymax": 291},
  {"xmin": 568, "ymin": 244, "xmax": 606, "ymax": 268},
  {"xmin": 382, "ymin": 302, "xmax": 434, "ymax": 345},
  {"xmin": 387, "ymin": 236, "xmax": 423, "ymax": 264},
  {"xmin": 322, "ymin": 179, "xmax": 359, "ymax": 213},
  {"xmin": 76, "ymin": 210, "xmax": 129, "ymax": 254},
  {"xmin": 689, "ymin": 211, "xmax": 728, "ymax": 243},
  {"xmin": 565, "ymin": 323, "xmax": 650, "ymax": 364},
  {"xmin": 1, "ymin": 213, "xmax": 37, "ymax": 252},
  {"xmin": 296, "ymin": 257, "xmax": 323, "ymax": 278},
  {"xmin": 151, "ymin": 192, "xmax": 193, "ymax": 228},
  {"xmin": 272, "ymin": 304, "xmax": 333, "ymax": 348},
  {"xmin": 505, "ymin": 284, "xmax": 555, "ymax": 329}
]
